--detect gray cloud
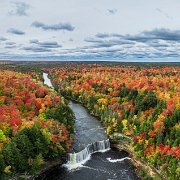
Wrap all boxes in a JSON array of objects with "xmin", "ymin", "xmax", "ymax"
[
  {"xmin": 145, "ymin": 40, "xmax": 169, "ymax": 48},
  {"xmin": 5, "ymin": 45, "xmax": 17, "ymax": 49},
  {"xmin": 94, "ymin": 28, "xmax": 180, "ymax": 43},
  {"xmin": 16, "ymin": 28, "xmax": 180, "ymax": 60},
  {"xmin": 5, "ymin": 42, "xmax": 16, "ymax": 45},
  {"xmin": 84, "ymin": 38, "xmax": 103, "ymax": 43},
  {"xmin": 3, "ymin": 41, "xmax": 17, "ymax": 49},
  {"xmin": 39, "ymin": 42, "xmax": 61, "ymax": 48},
  {"xmin": 0, "ymin": 37, "xmax": 8, "ymax": 41},
  {"xmin": 22, "ymin": 46, "xmax": 52, "ymax": 52},
  {"xmin": 31, "ymin": 21, "xmax": 75, "ymax": 31},
  {"xmin": 9, "ymin": 2, "xmax": 30, "ymax": 16},
  {"xmin": 22, "ymin": 39, "xmax": 62, "ymax": 53},
  {"xmin": 121, "ymin": 29, "xmax": 180, "ymax": 42},
  {"xmin": 29, "ymin": 40, "xmax": 62, "ymax": 48},
  {"xmin": 7, "ymin": 28, "xmax": 25, "ymax": 35},
  {"xmin": 107, "ymin": 9, "xmax": 118, "ymax": 15},
  {"xmin": 29, "ymin": 39, "xmax": 39, "ymax": 44},
  {"xmin": 95, "ymin": 33, "xmax": 110, "ymax": 38},
  {"xmin": 141, "ymin": 28, "xmax": 180, "ymax": 41},
  {"xmin": 84, "ymin": 37, "xmax": 134, "ymax": 48},
  {"xmin": 75, "ymin": 28, "xmax": 179, "ymax": 59}
]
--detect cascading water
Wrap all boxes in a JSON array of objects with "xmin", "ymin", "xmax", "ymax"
[{"xmin": 65, "ymin": 139, "xmax": 110, "ymax": 170}]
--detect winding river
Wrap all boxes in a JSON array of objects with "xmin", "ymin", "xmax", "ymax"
[{"xmin": 41, "ymin": 73, "xmax": 140, "ymax": 180}]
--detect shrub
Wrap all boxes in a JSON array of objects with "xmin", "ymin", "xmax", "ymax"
[
  {"xmin": 45, "ymin": 103, "xmax": 74, "ymax": 133},
  {"xmin": 13, "ymin": 134, "xmax": 34, "ymax": 158},
  {"xmin": 0, "ymin": 154, "xmax": 6, "ymax": 174},
  {"xmin": 136, "ymin": 91, "xmax": 158, "ymax": 111},
  {"xmin": 2, "ymin": 141, "xmax": 27, "ymax": 172},
  {"xmin": 0, "ymin": 125, "xmax": 52, "ymax": 174},
  {"xmin": 18, "ymin": 126, "xmax": 49, "ymax": 158}
]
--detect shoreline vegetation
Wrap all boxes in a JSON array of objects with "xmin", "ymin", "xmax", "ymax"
[
  {"xmin": 61, "ymin": 95, "xmax": 162, "ymax": 180},
  {"xmin": 48, "ymin": 63, "xmax": 179, "ymax": 179},
  {"xmin": 0, "ymin": 62, "xmax": 179, "ymax": 179},
  {"xmin": 0, "ymin": 69, "xmax": 74, "ymax": 179}
]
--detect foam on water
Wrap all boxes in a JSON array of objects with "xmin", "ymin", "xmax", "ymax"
[{"xmin": 106, "ymin": 157, "xmax": 131, "ymax": 163}]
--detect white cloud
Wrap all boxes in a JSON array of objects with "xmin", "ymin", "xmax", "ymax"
[
  {"xmin": 0, "ymin": 0, "xmax": 180, "ymax": 61},
  {"xmin": 9, "ymin": 1, "xmax": 30, "ymax": 16}
]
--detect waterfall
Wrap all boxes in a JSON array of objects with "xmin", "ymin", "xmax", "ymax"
[{"xmin": 64, "ymin": 139, "xmax": 110, "ymax": 170}]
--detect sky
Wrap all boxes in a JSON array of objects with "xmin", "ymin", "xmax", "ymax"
[{"xmin": 0, "ymin": 0, "xmax": 180, "ymax": 62}]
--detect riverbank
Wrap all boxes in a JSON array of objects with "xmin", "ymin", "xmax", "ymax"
[
  {"xmin": 34, "ymin": 97, "xmax": 139, "ymax": 179},
  {"xmin": 61, "ymin": 95, "xmax": 164, "ymax": 179},
  {"xmin": 36, "ymin": 101, "xmax": 139, "ymax": 180},
  {"xmin": 10, "ymin": 156, "xmax": 66, "ymax": 180},
  {"xmin": 110, "ymin": 134, "xmax": 164, "ymax": 180},
  {"xmin": 41, "ymin": 72, "xmax": 164, "ymax": 179}
]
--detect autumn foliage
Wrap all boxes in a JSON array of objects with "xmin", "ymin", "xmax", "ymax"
[
  {"xmin": 0, "ymin": 70, "xmax": 74, "ymax": 177},
  {"xmin": 49, "ymin": 64, "xmax": 180, "ymax": 179}
]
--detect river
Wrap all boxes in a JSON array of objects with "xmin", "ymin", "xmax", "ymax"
[{"xmin": 41, "ymin": 73, "xmax": 140, "ymax": 180}]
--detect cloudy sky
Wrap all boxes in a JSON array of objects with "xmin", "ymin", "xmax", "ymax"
[{"xmin": 0, "ymin": 0, "xmax": 180, "ymax": 61}]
